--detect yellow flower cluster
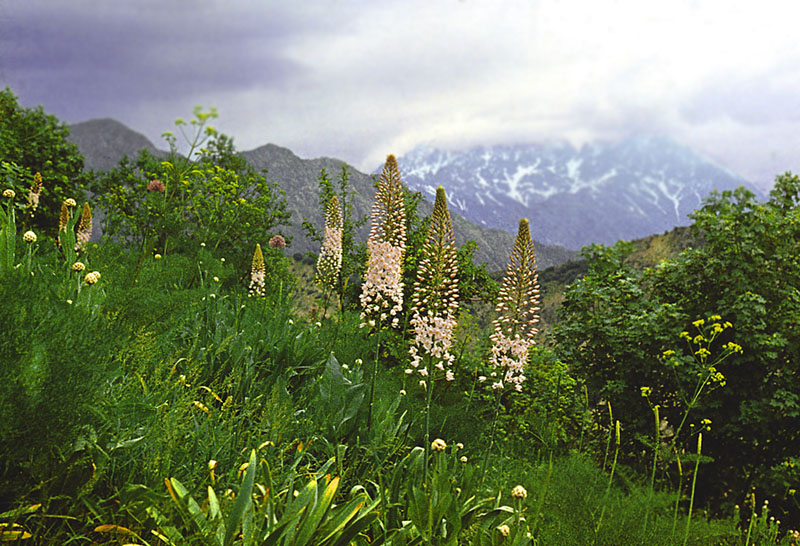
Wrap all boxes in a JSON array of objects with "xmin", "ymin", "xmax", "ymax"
[{"xmin": 84, "ymin": 271, "xmax": 101, "ymax": 285}]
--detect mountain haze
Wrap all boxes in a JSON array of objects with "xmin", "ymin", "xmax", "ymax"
[
  {"xmin": 68, "ymin": 119, "xmax": 576, "ymax": 271},
  {"xmin": 397, "ymin": 138, "xmax": 758, "ymax": 249}
]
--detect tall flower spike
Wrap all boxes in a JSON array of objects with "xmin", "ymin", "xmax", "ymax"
[
  {"xmin": 316, "ymin": 195, "xmax": 343, "ymax": 292},
  {"xmin": 360, "ymin": 154, "xmax": 407, "ymax": 328},
  {"xmin": 75, "ymin": 203, "xmax": 92, "ymax": 252},
  {"xmin": 488, "ymin": 218, "xmax": 541, "ymax": 392},
  {"xmin": 27, "ymin": 172, "xmax": 42, "ymax": 213},
  {"xmin": 409, "ymin": 186, "xmax": 459, "ymax": 382},
  {"xmin": 249, "ymin": 243, "xmax": 265, "ymax": 297},
  {"xmin": 57, "ymin": 200, "xmax": 71, "ymax": 250}
]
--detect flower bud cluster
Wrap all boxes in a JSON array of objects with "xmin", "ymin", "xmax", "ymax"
[
  {"xmin": 74, "ymin": 203, "xmax": 92, "ymax": 252},
  {"xmin": 487, "ymin": 219, "xmax": 540, "ymax": 392},
  {"xmin": 84, "ymin": 271, "xmax": 101, "ymax": 285},
  {"xmin": 409, "ymin": 187, "xmax": 459, "ymax": 385},
  {"xmin": 361, "ymin": 155, "xmax": 406, "ymax": 328},
  {"xmin": 316, "ymin": 196, "xmax": 343, "ymax": 292},
  {"xmin": 249, "ymin": 243, "xmax": 266, "ymax": 297}
]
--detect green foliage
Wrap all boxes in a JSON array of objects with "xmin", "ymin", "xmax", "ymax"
[
  {"xmin": 91, "ymin": 108, "xmax": 291, "ymax": 280},
  {"xmin": 555, "ymin": 176, "xmax": 800, "ymax": 523},
  {"xmin": 0, "ymin": 87, "xmax": 88, "ymax": 230},
  {"xmin": 0, "ymin": 267, "xmax": 118, "ymax": 484}
]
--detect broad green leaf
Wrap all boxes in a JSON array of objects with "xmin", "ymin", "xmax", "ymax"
[{"xmin": 223, "ymin": 449, "xmax": 256, "ymax": 546}]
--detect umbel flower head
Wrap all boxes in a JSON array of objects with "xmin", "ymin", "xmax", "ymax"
[
  {"xmin": 316, "ymin": 195, "xmax": 343, "ymax": 292},
  {"xmin": 409, "ymin": 186, "xmax": 459, "ymax": 384},
  {"xmin": 74, "ymin": 203, "xmax": 92, "ymax": 252},
  {"xmin": 269, "ymin": 234, "xmax": 286, "ymax": 249},
  {"xmin": 360, "ymin": 154, "xmax": 407, "ymax": 328},
  {"xmin": 249, "ymin": 243, "xmax": 266, "ymax": 297},
  {"xmin": 147, "ymin": 179, "xmax": 166, "ymax": 193},
  {"xmin": 488, "ymin": 218, "xmax": 540, "ymax": 392}
]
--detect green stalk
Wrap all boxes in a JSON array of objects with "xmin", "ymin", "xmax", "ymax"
[
  {"xmin": 367, "ymin": 323, "xmax": 383, "ymax": 434},
  {"xmin": 423, "ymin": 354, "xmax": 434, "ymax": 482},
  {"xmin": 683, "ymin": 433, "xmax": 702, "ymax": 546},
  {"xmin": 479, "ymin": 392, "xmax": 503, "ymax": 488},
  {"xmin": 594, "ymin": 420, "xmax": 620, "ymax": 544},
  {"xmin": 670, "ymin": 453, "xmax": 684, "ymax": 540},
  {"xmin": 644, "ymin": 404, "xmax": 660, "ymax": 536}
]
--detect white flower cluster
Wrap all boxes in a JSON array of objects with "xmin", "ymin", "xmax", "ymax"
[
  {"xmin": 316, "ymin": 224, "xmax": 342, "ymax": 291},
  {"xmin": 360, "ymin": 239, "xmax": 404, "ymax": 328},
  {"xmin": 249, "ymin": 244, "xmax": 265, "ymax": 297},
  {"xmin": 408, "ymin": 312, "xmax": 457, "ymax": 379},
  {"xmin": 488, "ymin": 330, "xmax": 531, "ymax": 392}
]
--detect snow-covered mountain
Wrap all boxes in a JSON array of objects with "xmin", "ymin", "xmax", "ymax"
[{"xmin": 396, "ymin": 137, "xmax": 758, "ymax": 249}]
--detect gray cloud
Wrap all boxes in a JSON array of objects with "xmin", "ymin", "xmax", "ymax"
[{"xmin": 2, "ymin": 0, "xmax": 799, "ymax": 191}]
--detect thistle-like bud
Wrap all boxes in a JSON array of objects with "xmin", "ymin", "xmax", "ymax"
[
  {"xmin": 269, "ymin": 234, "xmax": 286, "ymax": 249},
  {"xmin": 409, "ymin": 186, "xmax": 459, "ymax": 380},
  {"xmin": 361, "ymin": 155, "xmax": 407, "ymax": 328},
  {"xmin": 488, "ymin": 218, "xmax": 540, "ymax": 392},
  {"xmin": 316, "ymin": 195, "xmax": 343, "ymax": 292},
  {"xmin": 75, "ymin": 203, "xmax": 92, "ymax": 252},
  {"xmin": 249, "ymin": 243, "xmax": 265, "ymax": 297}
]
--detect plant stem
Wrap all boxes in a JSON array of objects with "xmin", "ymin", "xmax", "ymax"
[
  {"xmin": 683, "ymin": 433, "xmax": 702, "ymax": 546},
  {"xmin": 367, "ymin": 324, "xmax": 382, "ymax": 434},
  {"xmin": 423, "ymin": 355, "xmax": 434, "ymax": 482},
  {"xmin": 479, "ymin": 393, "xmax": 502, "ymax": 487}
]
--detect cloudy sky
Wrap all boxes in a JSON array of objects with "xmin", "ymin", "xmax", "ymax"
[{"xmin": 2, "ymin": 0, "xmax": 799, "ymax": 190}]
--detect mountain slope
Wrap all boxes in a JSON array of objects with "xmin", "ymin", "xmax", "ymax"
[
  {"xmin": 69, "ymin": 118, "xmax": 166, "ymax": 171},
  {"xmin": 68, "ymin": 120, "xmax": 575, "ymax": 271},
  {"xmin": 397, "ymin": 138, "xmax": 757, "ymax": 249}
]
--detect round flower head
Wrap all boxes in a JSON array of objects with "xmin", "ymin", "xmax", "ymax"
[
  {"xmin": 154, "ymin": 253, "xmax": 162, "ymax": 259},
  {"xmin": 498, "ymin": 524, "xmax": 510, "ymax": 537},
  {"xmin": 269, "ymin": 234, "xmax": 286, "ymax": 249},
  {"xmin": 84, "ymin": 271, "xmax": 100, "ymax": 284},
  {"xmin": 147, "ymin": 179, "xmax": 166, "ymax": 193},
  {"xmin": 431, "ymin": 438, "xmax": 447, "ymax": 452},
  {"xmin": 23, "ymin": 231, "xmax": 37, "ymax": 243},
  {"xmin": 3, "ymin": 189, "xmax": 15, "ymax": 198},
  {"xmin": 64, "ymin": 198, "xmax": 77, "ymax": 207},
  {"xmin": 511, "ymin": 485, "xmax": 528, "ymax": 499},
  {"xmin": 72, "ymin": 261, "xmax": 86, "ymax": 272}
]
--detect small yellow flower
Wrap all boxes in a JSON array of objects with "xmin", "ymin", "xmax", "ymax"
[
  {"xmin": 72, "ymin": 261, "xmax": 86, "ymax": 272},
  {"xmin": 640, "ymin": 386, "xmax": 651, "ymax": 397},
  {"xmin": 2, "ymin": 189, "xmax": 15, "ymax": 198},
  {"xmin": 511, "ymin": 485, "xmax": 528, "ymax": 499},
  {"xmin": 154, "ymin": 253, "xmax": 162, "ymax": 259},
  {"xmin": 431, "ymin": 438, "xmax": 447, "ymax": 452},
  {"xmin": 692, "ymin": 318, "xmax": 705, "ymax": 328},
  {"xmin": 23, "ymin": 231, "xmax": 37, "ymax": 243},
  {"xmin": 498, "ymin": 524, "xmax": 510, "ymax": 537},
  {"xmin": 64, "ymin": 198, "xmax": 77, "ymax": 207},
  {"xmin": 84, "ymin": 271, "xmax": 100, "ymax": 284},
  {"xmin": 460, "ymin": 456, "xmax": 468, "ymax": 463}
]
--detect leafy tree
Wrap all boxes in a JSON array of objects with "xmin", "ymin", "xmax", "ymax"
[
  {"xmin": 0, "ymin": 87, "xmax": 89, "ymax": 230},
  {"xmin": 554, "ymin": 176, "xmax": 800, "ymax": 523},
  {"xmin": 92, "ymin": 108, "xmax": 291, "ymax": 281}
]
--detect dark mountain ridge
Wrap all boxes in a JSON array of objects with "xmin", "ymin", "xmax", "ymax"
[{"xmin": 68, "ymin": 119, "xmax": 576, "ymax": 271}]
